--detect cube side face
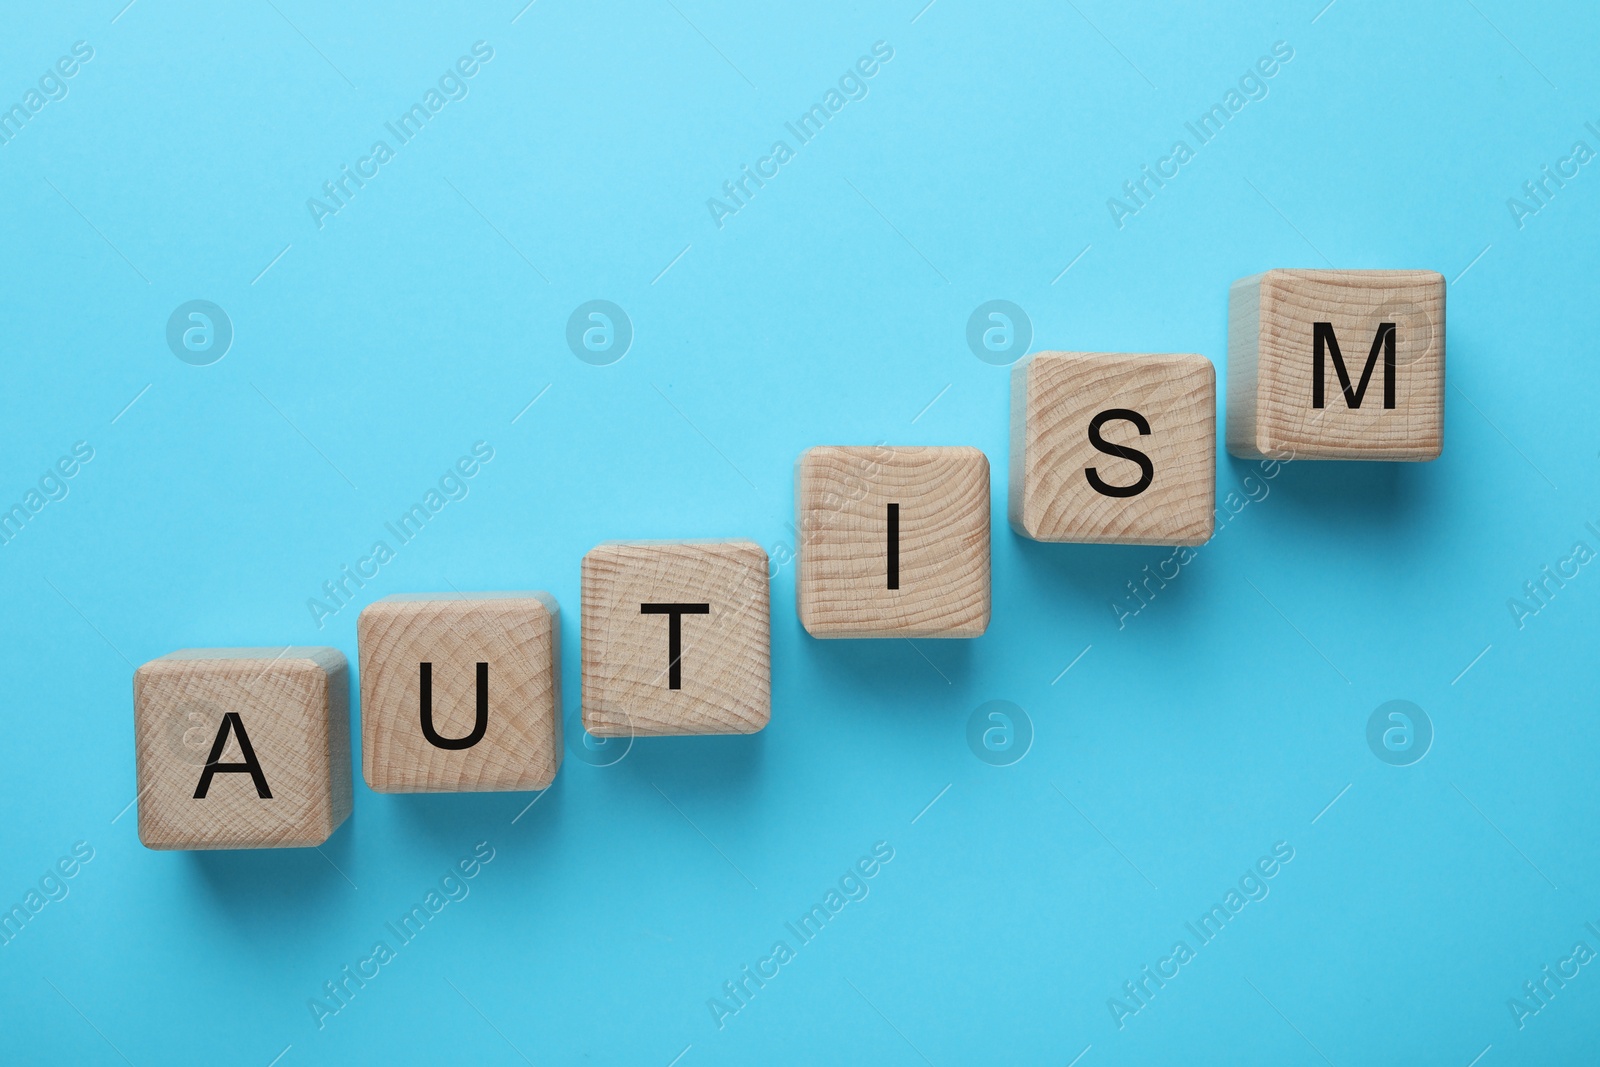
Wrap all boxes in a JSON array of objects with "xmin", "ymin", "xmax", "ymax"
[
  {"xmin": 1007, "ymin": 357, "xmax": 1036, "ymax": 537},
  {"xmin": 793, "ymin": 452, "xmax": 819, "ymax": 628},
  {"xmin": 324, "ymin": 656, "xmax": 353, "ymax": 831},
  {"xmin": 1253, "ymin": 269, "xmax": 1445, "ymax": 460},
  {"xmin": 582, "ymin": 541, "xmax": 771, "ymax": 737},
  {"xmin": 1016, "ymin": 353, "xmax": 1216, "ymax": 545},
  {"xmin": 358, "ymin": 595, "xmax": 561, "ymax": 793},
  {"xmin": 796, "ymin": 445, "xmax": 990, "ymax": 638},
  {"xmin": 134, "ymin": 650, "xmax": 346, "ymax": 850},
  {"xmin": 1226, "ymin": 276, "xmax": 1266, "ymax": 459}
]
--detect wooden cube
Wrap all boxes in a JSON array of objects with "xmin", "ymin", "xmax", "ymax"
[
  {"xmin": 582, "ymin": 540, "xmax": 770, "ymax": 737},
  {"xmin": 796, "ymin": 445, "xmax": 990, "ymax": 638},
  {"xmin": 358, "ymin": 593, "xmax": 561, "ymax": 793},
  {"xmin": 1228, "ymin": 269, "xmax": 1445, "ymax": 460},
  {"xmin": 133, "ymin": 647, "xmax": 352, "ymax": 850},
  {"xmin": 1009, "ymin": 352, "xmax": 1215, "ymax": 546}
]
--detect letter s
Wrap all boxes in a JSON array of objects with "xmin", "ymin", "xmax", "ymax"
[
  {"xmin": 872, "ymin": 40, "xmax": 894, "ymax": 61},
  {"xmin": 1085, "ymin": 409, "xmax": 1154, "ymax": 497},
  {"xmin": 472, "ymin": 40, "xmax": 494, "ymax": 62},
  {"xmin": 72, "ymin": 41, "xmax": 94, "ymax": 61}
]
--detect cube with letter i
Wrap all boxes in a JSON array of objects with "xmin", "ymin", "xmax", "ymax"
[
  {"xmin": 1227, "ymin": 269, "xmax": 1445, "ymax": 460},
  {"xmin": 132, "ymin": 647, "xmax": 352, "ymax": 850},
  {"xmin": 358, "ymin": 593, "xmax": 562, "ymax": 793},
  {"xmin": 1010, "ymin": 352, "xmax": 1216, "ymax": 545},
  {"xmin": 795, "ymin": 445, "xmax": 991, "ymax": 638},
  {"xmin": 582, "ymin": 540, "xmax": 770, "ymax": 737}
]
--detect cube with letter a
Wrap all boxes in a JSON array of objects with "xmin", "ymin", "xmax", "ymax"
[
  {"xmin": 1227, "ymin": 269, "xmax": 1444, "ymax": 460},
  {"xmin": 795, "ymin": 445, "xmax": 990, "ymax": 638},
  {"xmin": 132, "ymin": 647, "xmax": 352, "ymax": 850},
  {"xmin": 1009, "ymin": 351, "xmax": 1215, "ymax": 545},
  {"xmin": 582, "ymin": 540, "xmax": 770, "ymax": 737}
]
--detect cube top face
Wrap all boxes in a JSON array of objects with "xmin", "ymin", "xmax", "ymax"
[
  {"xmin": 796, "ymin": 445, "xmax": 990, "ymax": 638},
  {"xmin": 1010, "ymin": 352, "xmax": 1215, "ymax": 546},
  {"xmin": 358, "ymin": 593, "xmax": 561, "ymax": 794},
  {"xmin": 582, "ymin": 540, "xmax": 770, "ymax": 737},
  {"xmin": 1231, "ymin": 269, "xmax": 1445, "ymax": 461},
  {"xmin": 133, "ymin": 647, "xmax": 351, "ymax": 850}
]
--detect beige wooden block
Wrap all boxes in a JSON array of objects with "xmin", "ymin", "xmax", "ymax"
[
  {"xmin": 133, "ymin": 647, "xmax": 352, "ymax": 850},
  {"xmin": 358, "ymin": 593, "xmax": 561, "ymax": 793},
  {"xmin": 1228, "ymin": 269, "xmax": 1445, "ymax": 460},
  {"xmin": 582, "ymin": 540, "xmax": 769, "ymax": 737},
  {"xmin": 1009, "ymin": 351, "xmax": 1215, "ymax": 546},
  {"xmin": 796, "ymin": 445, "xmax": 990, "ymax": 638}
]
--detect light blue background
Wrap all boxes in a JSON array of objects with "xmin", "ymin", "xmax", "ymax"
[{"xmin": 2, "ymin": 1, "xmax": 1598, "ymax": 1063}]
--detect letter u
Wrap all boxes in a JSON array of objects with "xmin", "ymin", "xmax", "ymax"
[{"xmin": 419, "ymin": 662, "xmax": 489, "ymax": 749}]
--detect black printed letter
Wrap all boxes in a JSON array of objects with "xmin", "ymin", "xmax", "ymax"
[
  {"xmin": 193, "ymin": 712, "xmax": 272, "ymax": 799},
  {"xmin": 1086, "ymin": 408, "xmax": 1155, "ymax": 498},
  {"xmin": 419, "ymin": 661, "xmax": 489, "ymax": 750},
  {"xmin": 1312, "ymin": 322, "xmax": 1396, "ymax": 409},
  {"xmin": 886, "ymin": 503, "xmax": 900, "ymax": 590},
  {"xmin": 641, "ymin": 603, "xmax": 710, "ymax": 690}
]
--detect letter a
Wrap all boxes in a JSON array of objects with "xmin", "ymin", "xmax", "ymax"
[{"xmin": 194, "ymin": 712, "xmax": 272, "ymax": 798}]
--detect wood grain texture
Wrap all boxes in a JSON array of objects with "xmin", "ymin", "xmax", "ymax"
[
  {"xmin": 796, "ymin": 445, "xmax": 990, "ymax": 637},
  {"xmin": 1228, "ymin": 269, "xmax": 1445, "ymax": 460},
  {"xmin": 582, "ymin": 540, "xmax": 770, "ymax": 737},
  {"xmin": 133, "ymin": 647, "xmax": 351, "ymax": 850},
  {"xmin": 1010, "ymin": 351, "xmax": 1215, "ymax": 545},
  {"xmin": 358, "ymin": 593, "xmax": 561, "ymax": 793}
]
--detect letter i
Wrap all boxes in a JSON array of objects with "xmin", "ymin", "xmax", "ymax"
[{"xmin": 886, "ymin": 503, "xmax": 900, "ymax": 590}]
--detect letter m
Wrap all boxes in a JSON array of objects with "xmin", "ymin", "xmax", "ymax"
[{"xmin": 1313, "ymin": 322, "xmax": 1396, "ymax": 409}]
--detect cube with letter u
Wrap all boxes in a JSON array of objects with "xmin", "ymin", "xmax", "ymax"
[{"xmin": 357, "ymin": 593, "xmax": 562, "ymax": 793}]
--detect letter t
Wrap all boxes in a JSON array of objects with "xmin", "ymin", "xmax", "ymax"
[{"xmin": 640, "ymin": 603, "xmax": 710, "ymax": 689}]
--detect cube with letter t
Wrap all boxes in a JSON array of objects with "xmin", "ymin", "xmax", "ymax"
[
  {"xmin": 132, "ymin": 647, "xmax": 352, "ymax": 850},
  {"xmin": 581, "ymin": 540, "xmax": 770, "ymax": 737},
  {"xmin": 1227, "ymin": 269, "xmax": 1445, "ymax": 460}
]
